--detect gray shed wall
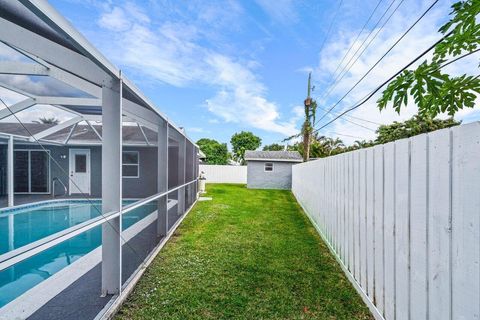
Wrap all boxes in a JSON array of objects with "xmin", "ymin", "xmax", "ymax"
[{"xmin": 247, "ymin": 161, "xmax": 296, "ymax": 190}]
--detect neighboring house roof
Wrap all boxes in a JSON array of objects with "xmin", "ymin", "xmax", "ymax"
[
  {"xmin": 0, "ymin": 122, "xmax": 159, "ymax": 145},
  {"xmin": 244, "ymin": 150, "xmax": 303, "ymax": 162}
]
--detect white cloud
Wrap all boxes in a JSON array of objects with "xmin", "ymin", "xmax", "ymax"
[
  {"xmin": 0, "ymin": 42, "xmax": 29, "ymax": 62},
  {"xmin": 204, "ymin": 54, "xmax": 301, "ymax": 135},
  {"xmin": 0, "ymin": 87, "xmax": 26, "ymax": 106},
  {"xmin": 188, "ymin": 127, "xmax": 206, "ymax": 133},
  {"xmin": 312, "ymin": 0, "xmax": 479, "ymax": 145},
  {"xmin": 95, "ymin": 2, "xmax": 300, "ymax": 136},
  {"xmin": 254, "ymin": 0, "xmax": 298, "ymax": 24},
  {"xmin": 0, "ymin": 86, "xmax": 75, "ymax": 124},
  {"xmin": 98, "ymin": 7, "xmax": 132, "ymax": 32},
  {"xmin": 8, "ymin": 105, "xmax": 74, "ymax": 124}
]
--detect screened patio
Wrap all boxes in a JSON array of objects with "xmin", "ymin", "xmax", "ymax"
[{"xmin": 0, "ymin": 1, "xmax": 199, "ymax": 319}]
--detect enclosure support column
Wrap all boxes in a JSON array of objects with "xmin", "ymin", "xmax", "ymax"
[
  {"xmin": 7, "ymin": 135, "xmax": 13, "ymax": 207},
  {"xmin": 191, "ymin": 143, "xmax": 196, "ymax": 203},
  {"xmin": 194, "ymin": 146, "xmax": 199, "ymax": 199},
  {"xmin": 177, "ymin": 136, "xmax": 186, "ymax": 215},
  {"xmin": 194, "ymin": 146, "xmax": 197, "ymax": 199},
  {"xmin": 101, "ymin": 78, "xmax": 122, "ymax": 295},
  {"xmin": 157, "ymin": 121, "xmax": 168, "ymax": 236}
]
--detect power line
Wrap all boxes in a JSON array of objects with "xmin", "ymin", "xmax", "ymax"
[
  {"xmin": 315, "ymin": 0, "xmax": 439, "ymax": 126},
  {"xmin": 318, "ymin": 0, "xmax": 405, "ymax": 110},
  {"xmin": 291, "ymin": 0, "xmax": 383, "ymax": 143},
  {"xmin": 328, "ymin": 0, "xmax": 385, "ymax": 85},
  {"xmin": 318, "ymin": 0, "xmax": 345, "ymax": 55},
  {"xmin": 326, "ymin": 131, "xmax": 369, "ymax": 140},
  {"xmin": 316, "ymin": 105, "xmax": 378, "ymax": 131},
  {"xmin": 342, "ymin": 113, "xmax": 381, "ymax": 125},
  {"xmin": 317, "ymin": 103, "xmax": 381, "ymax": 125},
  {"xmin": 313, "ymin": 36, "xmax": 478, "ymax": 134},
  {"xmin": 316, "ymin": 0, "xmax": 399, "ymax": 105}
]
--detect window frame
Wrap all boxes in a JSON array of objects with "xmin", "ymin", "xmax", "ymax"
[
  {"xmin": 13, "ymin": 149, "xmax": 51, "ymax": 194},
  {"xmin": 264, "ymin": 162, "xmax": 274, "ymax": 172},
  {"xmin": 122, "ymin": 151, "xmax": 140, "ymax": 178}
]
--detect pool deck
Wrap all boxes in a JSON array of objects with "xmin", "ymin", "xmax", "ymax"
[
  {"xmin": 0, "ymin": 205, "xmax": 184, "ymax": 320},
  {"xmin": 29, "ymin": 221, "xmax": 162, "ymax": 320},
  {"xmin": 0, "ymin": 194, "xmax": 88, "ymax": 208}
]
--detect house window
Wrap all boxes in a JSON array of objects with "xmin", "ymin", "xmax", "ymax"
[
  {"xmin": 264, "ymin": 162, "xmax": 274, "ymax": 172},
  {"xmin": 122, "ymin": 151, "xmax": 139, "ymax": 178}
]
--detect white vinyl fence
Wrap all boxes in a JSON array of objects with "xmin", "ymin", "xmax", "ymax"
[
  {"xmin": 292, "ymin": 122, "xmax": 480, "ymax": 320},
  {"xmin": 199, "ymin": 165, "xmax": 247, "ymax": 184}
]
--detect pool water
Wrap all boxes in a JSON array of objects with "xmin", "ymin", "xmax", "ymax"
[{"xmin": 0, "ymin": 200, "xmax": 157, "ymax": 308}]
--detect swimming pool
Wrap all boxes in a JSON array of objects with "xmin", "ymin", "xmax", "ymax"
[{"xmin": 0, "ymin": 200, "xmax": 157, "ymax": 307}]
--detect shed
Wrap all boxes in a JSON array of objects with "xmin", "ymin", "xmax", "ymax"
[{"xmin": 244, "ymin": 150, "xmax": 302, "ymax": 190}]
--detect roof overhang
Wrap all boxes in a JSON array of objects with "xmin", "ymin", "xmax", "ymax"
[{"xmin": 245, "ymin": 158, "xmax": 303, "ymax": 163}]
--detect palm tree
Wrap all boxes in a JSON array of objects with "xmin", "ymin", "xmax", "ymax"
[
  {"xmin": 322, "ymin": 137, "xmax": 344, "ymax": 156},
  {"xmin": 34, "ymin": 117, "xmax": 60, "ymax": 125}
]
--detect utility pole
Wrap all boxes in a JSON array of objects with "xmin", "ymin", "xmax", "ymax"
[{"xmin": 303, "ymin": 72, "xmax": 313, "ymax": 162}]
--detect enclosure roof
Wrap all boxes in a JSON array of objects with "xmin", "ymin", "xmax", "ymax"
[
  {"xmin": 0, "ymin": 122, "xmax": 160, "ymax": 145},
  {"xmin": 0, "ymin": 0, "xmax": 196, "ymax": 147},
  {"xmin": 244, "ymin": 150, "xmax": 303, "ymax": 162}
]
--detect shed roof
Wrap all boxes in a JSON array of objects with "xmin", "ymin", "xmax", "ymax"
[{"xmin": 244, "ymin": 150, "xmax": 303, "ymax": 162}]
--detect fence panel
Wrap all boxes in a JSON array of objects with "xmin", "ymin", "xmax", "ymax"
[
  {"xmin": 451, "ymin": 123, "xmax": 480, "ymax": 320},
  {"xmin": 359, "ymin": 150, "xmax": 367, "ymax": 290},
  {"xmin": 291, "ymin": 122, "xmax": 480, "ymax": 320},
  {"xmin": 365, "ymin": 148, "xmax": 375, "ymax": 300},
  {"xmin": 394, "ymin": 139, "xmax": 410, "ymax": 320},
  {"xmin": 410, "ymin": 134, "xmax": 428, "ymax": 320},
  {"xmin": 373, "ymin": 145, "xmax": 384, "ymax": 316},
  {"xmin": 199, "ymin": 165, "xmax": 247, "ymax": 184},
  {"xmin": 383, "ymin": 142, "xmax": 395, "ymax": 320},
  {"xmin": 428, "ymin": 129, "xmax": 451, "ymax": 320}
]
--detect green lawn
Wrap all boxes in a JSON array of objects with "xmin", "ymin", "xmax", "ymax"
[{"xmin": 117, "ymin": 184, "xmax": 372, "ymax": 320}]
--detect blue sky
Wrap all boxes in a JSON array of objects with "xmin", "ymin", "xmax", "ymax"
[{"xmin": 8, "ymin": 0, "xmax": 480, "ymax": 146}]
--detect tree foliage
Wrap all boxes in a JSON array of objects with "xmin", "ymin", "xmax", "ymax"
[
  {"xmin": 289, "ymin": 115, "xmax": 460, "ymax": 158},
  {"xmin": 263, "ymin": 143, "xmax": 285, "ymax": 151},
  {"xmin": 34, "ymin": 117, "xmax": 60, "ymax": 125},
  {"xmin": 196, "ymin": 138, "xmax": 229, "ymax": 165},
  {"xmin": 288, "ymin": 134, "xmax": 345, "ymax": 159},
  {"xmin": 375, "ymin": 115, "xmax": 460, "ymax": 144},
  {"xmin": 378, "ymin": 0, "xmax": 480, "ymax": 117},
  {"xmin": 230, "ymin": 131, "xmax": 262, "ymax": 165}
]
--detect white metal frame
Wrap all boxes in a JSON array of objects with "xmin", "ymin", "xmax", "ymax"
[
  {"xmin": 0, "ymin": 179, "xmax": 198, "ymax": 272},
  {"xmin": 0, "ymin": 0, "xmax": 200, "ymax": 312}
]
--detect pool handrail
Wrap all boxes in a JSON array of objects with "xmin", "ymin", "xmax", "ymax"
[{"xmin": 52, "ymin": 177, "xmax": 68, "ymax": 198}]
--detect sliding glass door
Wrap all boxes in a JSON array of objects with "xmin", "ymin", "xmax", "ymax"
[
  {"xmin": 14, "ymin": 150, "xmax": 50, "ymax": 194},
  {"xmin": 14, "ymin": 151, "xmax": 29, "ymax": 193}
]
